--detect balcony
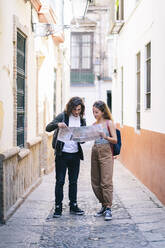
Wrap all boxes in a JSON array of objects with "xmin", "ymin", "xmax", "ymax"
[
  {"xmin": 109, "ymin": 0, "xmax": 124, "ymax": 34},
  {"xmin": 70, "ymin": 71, "xmax": 95, "ymax": 86}
]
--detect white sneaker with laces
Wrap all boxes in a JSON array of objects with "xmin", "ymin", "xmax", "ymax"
[{"xmin": 104, "ymin": 208, "xmax": 112, "ymax": 221}]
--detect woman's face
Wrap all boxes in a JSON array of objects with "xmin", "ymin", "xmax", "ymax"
[{"xmin": 93, "ymin": 106, "xmax": 103, "ymax": 120}]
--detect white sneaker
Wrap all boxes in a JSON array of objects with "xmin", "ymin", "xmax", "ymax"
[{"xmin": 104, "ymin": 208, "xmax": 112, "ymax": 221}]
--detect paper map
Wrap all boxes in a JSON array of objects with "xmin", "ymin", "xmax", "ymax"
[{"xmin": 57, "ymin": 124, "xmax": 103, "ymax": 142}]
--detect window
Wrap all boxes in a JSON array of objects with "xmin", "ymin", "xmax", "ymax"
[
  {"xmin": 136, "ymin": 52, "xmax": 141, "ymax": 129},
  {"xmin": 145, "ymin": 42, "xmax": 151, "ymax": 109},
  {"xmin": 71, "ymin": 33, "xmax": 93, "ymax": 70},
  {"xmin": 71, "ymin": 32, "xmax": 94, "ymax": 84},
  {"xmin": 17, "ymin": 32, "xmax": 26, "ymax": 147},
  {"xmin": 107, "ymin": 90, "xmax": 112, "ymax": 112}
]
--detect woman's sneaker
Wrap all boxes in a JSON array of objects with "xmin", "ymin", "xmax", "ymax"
[
  {"xmin": 104, "ymin": 208, "xmax": 112, "ymax": 221},
  {"xmin": 94, "ymin": 206, "xmax": 106, "ymax": 217}
]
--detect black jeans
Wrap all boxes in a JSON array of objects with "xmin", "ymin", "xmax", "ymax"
[{"xmin": 55, "ymin": 152, "xmax": 80, "ymax": 206}]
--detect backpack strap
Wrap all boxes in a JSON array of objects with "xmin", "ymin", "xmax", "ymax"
[{"xmin": 106, "ymin": 120, "xmax": 114, "ymax": 155}]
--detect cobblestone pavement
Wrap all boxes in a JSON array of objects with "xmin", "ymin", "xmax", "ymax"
[{"xmin": 0, "ymin": 143, "xmax": 165, "ymax": 248}]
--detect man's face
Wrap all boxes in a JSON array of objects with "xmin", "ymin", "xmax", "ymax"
[{"xmin": 72, "ymin": 105, "xmax": 82, "ymax": 117}]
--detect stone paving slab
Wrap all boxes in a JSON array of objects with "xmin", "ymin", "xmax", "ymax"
[{"xmin": 0, "ymin": 143, "xmax": 165, "ymax": 248}]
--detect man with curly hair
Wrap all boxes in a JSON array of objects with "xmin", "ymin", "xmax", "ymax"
[{"xmin": 46, "ymin": 97, "xmax": 86, "ymax": 218}]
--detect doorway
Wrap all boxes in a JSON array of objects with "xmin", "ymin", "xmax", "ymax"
[{"xmin": 107, "ymin": 90, "xmax": 112, "ymax": 112}]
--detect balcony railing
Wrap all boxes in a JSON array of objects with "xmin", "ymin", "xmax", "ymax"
[
  {"xmin": 71, "ymin": 71, "xmax": 95, "ymax": 85},
  {"xmin": 109, "ymin": 0, "xmax": 124, "ymax": 34}
]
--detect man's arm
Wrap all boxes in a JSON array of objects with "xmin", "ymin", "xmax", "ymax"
[{"xmin": 45, "ymin": 112, "xmax": 64, "ymax": 132}]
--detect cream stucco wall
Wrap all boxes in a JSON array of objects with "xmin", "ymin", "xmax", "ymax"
[
  {"xmin": 0, "ymin": 0, "xmax": 37, "ymax": 151},
  {"xmin": 0, "ymin": 1, "xmax": 14, "ymax": 151},
  {"xmin": 42, "ymin": 1, "xmax": 71, "ymax": 120},
  {"xmin": 36, "ymin": 37, "xmax": 58, "ymax": 134},
  {"xmin": 112, "ymin": 0, "xmax": 165, "ymax": 133},
  {"xmin": 0, "ymin": 0, "xmax": 71, "ymax": 151},
  {"xmin": 42, "ymin": 38, "xmax": 71, "ymax": 126},
  {"xmin": 61, "ymin": 29, "xmax": 71, "ymax": 110}
]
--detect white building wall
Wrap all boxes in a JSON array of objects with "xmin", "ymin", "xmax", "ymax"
[
  {"xmin": 124, "ymin": 0, "xmax": 138, "ymax": 20},
  {"xmin": 37, "ymin": 37, "xmax": 71, "ymax": 131},
  {"xmin": 70, "ymin": 82, "xmax": 112, "ymax": 125},
  {"xmin": 111, "ymin": 0, "xmax": 165, "ymax": 205},
  {"xmin": 44, "ymin": 0, "xmax": 71, "ymax": 119},
  {"xmin": 61, "ymin": 30, "xmax": 71, "ymax": 110},
  {"xmin": 151, "ymin": 0, "xmax": 165, "ymax": 133},
  {"xmin": 113, "ymin": 0, "xmax": 165, "ymax": 133}
]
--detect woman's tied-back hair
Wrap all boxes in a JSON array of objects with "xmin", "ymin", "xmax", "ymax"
[
  {"xmin": 93, "ymin": 100, "xmax": 113, "ymax": 120},
  {"xmin": 65, "ymin": 97, "xmax": 85, "ymax": 117}
]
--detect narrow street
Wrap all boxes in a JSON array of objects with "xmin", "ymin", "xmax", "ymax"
[
  {"xmin": 0, "ymin": 143, "xmax": 165, "ymax": 248},
  {"xmin": 0, "ymin": 1, "xmax": 165, "ymax": 247}
]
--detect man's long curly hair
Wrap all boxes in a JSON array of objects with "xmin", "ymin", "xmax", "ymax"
[{"xmin": 65, "ymin": 97, "xmax": 85, "ymax": 118}]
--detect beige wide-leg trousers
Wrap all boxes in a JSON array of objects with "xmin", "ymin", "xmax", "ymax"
[{"xmin": 91, "ymin": 143, "xmax": 114, "ymax": 207}]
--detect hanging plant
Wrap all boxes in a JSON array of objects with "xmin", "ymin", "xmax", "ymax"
[{"xmin": 116, "ymin": 0, "xmax": 119, "ymax": 10}]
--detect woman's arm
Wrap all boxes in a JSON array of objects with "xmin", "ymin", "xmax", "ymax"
[
  {"xmin": 106, "ymin": 121, "xmax": 117, "ymax": 144},
  {"xmin": 104, "ymin": 121, "xmax": 117, "ymax": 144}
]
